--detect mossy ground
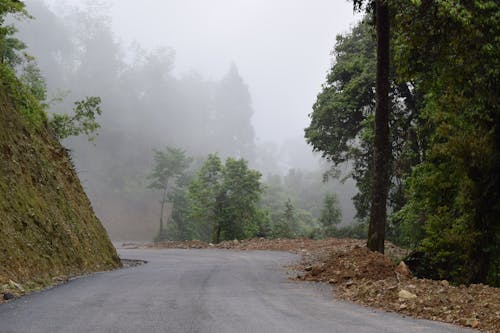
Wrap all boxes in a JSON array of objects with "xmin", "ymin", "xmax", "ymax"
[{"xmin": 0, "ymin": 76, "xmax": 121, "ymax": 292}]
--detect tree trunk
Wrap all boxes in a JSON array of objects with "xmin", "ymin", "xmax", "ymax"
[
  {"xmin": 367, "ymin": 0, "xmax": 390, "ymax": 254},
  {"xmin": 216, "ymin": 225, "xmax": 221, "ymax": 244},
  {"xmin": 159, "ymin": 183, "xmax": 169, "ymax": 237}
]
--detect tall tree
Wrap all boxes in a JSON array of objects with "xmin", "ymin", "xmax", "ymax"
[
  {"xmin": 307, "ymin": 11, "xmax": 416, "ymax": 247},
  {"xmin": 319, "ymin": 193, "xmax": 342, "ymax": 237},
  {"xmin": 189, "ymin": 155, "xmax": 262, "ymax": 243},
  {"xmin": 352, "ymin": 0, "xmax": 390, "ymax": 253},
  {"xmin": 188, "ymin": 154, "xmax": 224, "ymax": 241},
  {"xmin": 148, "ymin": 147, "xmax": 192, "ymax": 240},
  {"xmin": 212, "ymin": 64, "xmax": 256, "ymax": 160}
]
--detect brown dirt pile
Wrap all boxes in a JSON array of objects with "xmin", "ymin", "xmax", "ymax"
[
  {"xmin": 300, "ymin": 246, "xmax": 398, "ymax": 283},
  {"xmin": 298, "ymin": 244, "xmax": 500, "ymax": 333}
]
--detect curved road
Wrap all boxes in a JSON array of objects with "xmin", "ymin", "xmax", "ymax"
[{"xmin": 0, "ymin": 249, "xmax": 473, "ymax": 333}]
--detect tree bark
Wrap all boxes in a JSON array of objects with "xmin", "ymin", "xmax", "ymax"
[{"xmin": 367, "ymin": 0, "xmax": 390, "ymax": 254}]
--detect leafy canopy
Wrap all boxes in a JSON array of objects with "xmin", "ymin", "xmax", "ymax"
[
  {"xmin": 48, "ymin": 96, "xmax": 103, "ymax": 142},
  {"xmin": 148, "ymin": 147, "xmax": 192, "ymax": 190},
  {"xmin": 188, "ymin": 155, "xmax": 262, "ymax": 243}
]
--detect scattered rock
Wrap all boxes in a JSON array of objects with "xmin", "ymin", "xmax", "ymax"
[
  {"xmin": 470, "ymin": 319, "xmax": 480, "ymax": 329},
  {"xmin": 395, "ymin": 261, "xmax": 412, "ymax": 280},
  {"xmin": 440, "ymin": 280, "xmax": 449, "ymax": 287},
  {"xmin": 3, "ymin": 293, "xmax": 14, "ymax": 301},
  {"xmin": 398, "ymin": 289, "xmax": 417, "ymax": 300}
]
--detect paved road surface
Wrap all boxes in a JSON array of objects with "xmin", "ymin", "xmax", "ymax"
[{"xmin": 0, "ymin": 249, "xmax": 474, "ymax": 333}]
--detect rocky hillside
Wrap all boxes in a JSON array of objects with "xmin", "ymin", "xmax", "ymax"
[{"xmin": 0, "ymin": 74, "xmax": 121, "ymax": 288}]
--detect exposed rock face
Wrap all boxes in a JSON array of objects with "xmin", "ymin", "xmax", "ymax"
[{"xmin": 0, "ymin": 85, "xmax": 121, "ymax": 286}]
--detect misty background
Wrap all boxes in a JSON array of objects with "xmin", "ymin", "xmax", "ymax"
[{"xmin": 14, "ymin": 0, "xmax": 359, "ymax": 241}]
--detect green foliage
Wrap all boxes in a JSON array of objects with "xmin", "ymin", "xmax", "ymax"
[
  {"xmin": 188, "ymin": 155, "xmax": 262, "ymax": 243},
  {"xmin": 272, "ymin": 199, "xmax": 297, "ymax": 239},
  {"xmin": 306, "ymin": 1, "xmax": 499, "ymax": 285},
  {"xmin": 20, "ymin": 55, "xmax": 47, "ymax": 105},
  {"xmin": 164, "ymin": 172, "xmax": 195, "ymax": 241},
  {"xmin": 331, "ymin": 221, "xmax": 368, "ymax": 240},
  {"xmin": 0, "ymin": 65, "xmax": 47, "ymax": 126},
  {"xmin": 48, "ymin": 97, "xmax": 103, "ymax": 141},
  {"xmin": 147, "ymin": 147, "xmax": 192, "ymax": 241},
  {"xmin": 187, "ymin": 154, "xmax": 223, "ymax": 241},
  {"xmin": 148, "ymin": 147, "xmax": 192, "ymax": 191},
  {"xmin": 258, "ymin": 170, "xmax": 334, "ymax": 239},
  {"xmin": 319, "ymin": 193, "xmax": 342, "ymax": 237},
  {"xmin": 393, "ymin": 0, "xmax": 500, "ymax": 285},
  {"xmin": 0, "ymin": 0, "xmax": 27, "ymax": 67},
  {"xmin": 304, "ymin": 17, "xmax": 421, "ymax": 224},
  {"xmin": 1, "ymin": 2, "xmax": 104, "ymax": 138}
]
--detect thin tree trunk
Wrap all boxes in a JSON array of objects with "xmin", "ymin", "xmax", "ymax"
[
  {"xmin": 159, "ymin": 182, "xmax": 169, "ymax": 237},
  {"xmin": 216, "ymin": 225, "xmax": 221, "ymax": 244},
  {"xmin": 367, "ymin": 0, "xmax": 390, "ymax": 254}
]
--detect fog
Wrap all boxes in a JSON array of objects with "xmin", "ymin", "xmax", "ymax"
[
  {"xmin": 14, "ymin": 0, "xmax": 360, "ymax": 241},
  {"xmin": 105, "ymin": 0, "xmax": 358, "ymax": 143}
]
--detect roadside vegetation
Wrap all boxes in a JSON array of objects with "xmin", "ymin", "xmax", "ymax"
[{"xmin": 305, "ymin": 2, "xmax": 499, "ymax": 287}]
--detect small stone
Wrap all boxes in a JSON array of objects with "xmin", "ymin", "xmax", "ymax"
[
  {"xmin": 464, "ymin": 318, "xmax": 479, "ymax": 328},
  {"xmin": 399, "ymin": 304, "xmax": 407, "ymax": 310},
  {"xmin": 3, "ymin": 293, "xmax": 14, "ymax": 301},
  {"xmin": 311, "ymin": 264, "xmax": 324, "ymax": 276},
  {"xmin": 440, "ymin": 280, "xmax": 449, "ymax": 287},
  {"xmin": 304, "ymin": 266, "xmax": 313, "ymax": 271},
  {"xmin": 345, "ymin": 279, "xmax": 354, "ymax": 287},
  {"xmin": 328, "ymin": 278, "xmax": 337, "ymax": 284},
  {"xmin": 398, "ymin": 289, "xmax": 417, "ymax": 300}
]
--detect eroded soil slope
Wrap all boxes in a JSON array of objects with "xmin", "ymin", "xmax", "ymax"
[{"xmin": 0, "ymin": 85, "xmax": 120, "ymax": 296}]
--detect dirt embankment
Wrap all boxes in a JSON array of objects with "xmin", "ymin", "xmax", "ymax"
[
  {"xmin": 150, "ymin": 238, "xmax": 499, "ymax": 332},
  {"xmin": 0, "ymin": 78, "xmax": 121, "ymax": 302}
]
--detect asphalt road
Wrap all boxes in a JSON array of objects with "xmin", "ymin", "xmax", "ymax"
[{"xmin": 0, "ymin": 249, "xmax": 474, "ymax": 333}]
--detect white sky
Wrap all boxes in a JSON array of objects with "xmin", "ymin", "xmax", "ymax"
[{"xmin": 63, "ymin": 0, "xmax": 360, "ymax": 143}]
